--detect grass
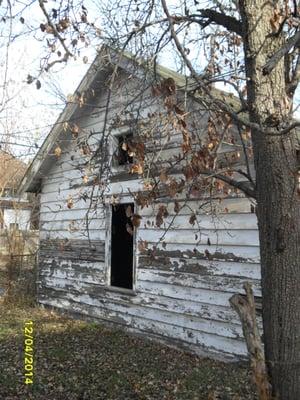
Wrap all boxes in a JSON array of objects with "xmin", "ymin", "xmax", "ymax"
[{"xmin": 0, "ymin": 301, "xmax": 257, "ymax": 400}]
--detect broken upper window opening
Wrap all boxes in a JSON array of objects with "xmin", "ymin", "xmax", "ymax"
[{"xmin": 116, "ymin": 133, "xmax": 134, "ymax": 166}]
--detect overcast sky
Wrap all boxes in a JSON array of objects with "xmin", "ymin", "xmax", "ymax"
[{"xmin": 0, "ymin": 0, "xmax": 99, "ymax": 160}]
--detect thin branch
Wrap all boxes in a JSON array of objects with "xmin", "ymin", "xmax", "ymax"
[
  {"xmin": 268, "ymin": 120, "xmax": 300, "ymax": 136},
  {"xmin": 0, "ymin": 0, "xmax": 12, "ymax": 113},
  {"xmin": 210, "ymin": 172, "xmax": 256, "ymax": 198},
  {"xmin": 38, "ymin": 0, "xmax": 73, "ymax": 66},
  {"xmin": 209, "ymin": 77, "xmax": 248, "ymax": 110},
  {"xmin": 263, "ymin": 30, "xmax": 300, "ymax": 75},
  {"xmin": 287, "ymin": 51, "xmax": 300, "ymax": 95},
  {"xmin": 237, "ymin": 125, "xmax": 254, "ymax": 184},
  {"xmin": 44, "ymin": 54, "xmax": 69, "ymax": 72},
  {"xmin": 235, "ymin": 168, "xmax": 253, "ymax": 181}
]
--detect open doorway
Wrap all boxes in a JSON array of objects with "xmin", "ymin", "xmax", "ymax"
[{"xmin": 110, "ymin": 203, "xmax": 134, "ymax": 289}]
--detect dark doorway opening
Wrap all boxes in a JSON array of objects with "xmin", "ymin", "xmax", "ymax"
[{"xmin": 110, "ymin": 203, "xmax": 134, "ymax": 289}]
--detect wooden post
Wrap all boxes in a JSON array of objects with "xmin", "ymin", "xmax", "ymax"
[{"xmin": 229, "ymin": 283, "xmax": 272, "ymax": 400}]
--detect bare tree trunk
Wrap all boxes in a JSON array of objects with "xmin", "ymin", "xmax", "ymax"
[
  {"xmin": 255, "ymin": 131, "xmax": 300, "ymax": 400},
  {"xmin": 239, "ymin": 1, "xmax": 300, "ymax": 399}
]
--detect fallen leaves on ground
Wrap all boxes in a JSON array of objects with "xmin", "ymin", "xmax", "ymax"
[{"xmin": 0, "ymin": 301, "xmax": 257, "ymax": 400}]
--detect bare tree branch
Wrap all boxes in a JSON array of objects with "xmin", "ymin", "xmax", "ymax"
[
  {"xmin": 198, "ymin": 9, "xmax": 243, "ymax": 36},
  {"xmin": 38, "ymin": 0, "xmax": 73, "ymax": 69},
  {"xmin": 268, "ymin": 120, "xmax": 300, "ymax": 136},
  {"xmin": 287, "ymin": 52, "xmax": 300, "ymax": 95},
  {"xmin": 263, "ymin": 30, "xmax": 300, "ymax": 75},
  {"xmin": 160, "ymin": 0, "xmax": 260, "ymax": 132},
  {"xmin": 210, "ymin": 172, "xmax": 256, "ymax": 198}
]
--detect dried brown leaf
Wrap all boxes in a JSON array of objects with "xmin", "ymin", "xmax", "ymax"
[{"xmin": 54, "ymin": 146, "xmax": 62, "ymax": 158}]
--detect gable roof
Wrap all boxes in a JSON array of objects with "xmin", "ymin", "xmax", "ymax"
[
  {"xmin": 19, "ymin": 46, "xmax": 112, "ymax": 194},
  {"xmin": 19, "ymin": 44, "xmax": 243, "ymax": 194}
]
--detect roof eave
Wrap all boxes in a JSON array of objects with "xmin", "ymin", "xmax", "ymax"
[{"xmin": 18, "ymin": 46, "xmax": 112, "ymax": 194}]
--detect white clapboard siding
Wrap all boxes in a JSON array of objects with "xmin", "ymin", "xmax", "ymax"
[
  {"xmin": 136, "ymin": 280, "xmax": 242, "ymax": 306},
  {"xmin": 40, "ymin": 258, "xmax": 106, "ymax": 272},
  {"xmin": 40, "ymin": 218, "xmax": 106, "ymax": 232},
  {"xmin": 139, "ymin": 197, "xmax": 256, "ymax": 216},
  {"xmin": 138, "ymin": 228, "xmax": 259, "ymax": 246},
  {"xmin": 39, "ymin": 229, "xmax": 106, "ymax": 241},
  {"xmin": 138, "ymin": 257, "xmax": 261, "ymax": 279},
  {"xmin": 39, "ymin": 196, "xmax": 104, "ymax": 211},
  {"xmin": 38, "ymin": 272, "xmax": 262, "ymax": 329},
  {"xmin": 40, "ymin": 206, "xmax": 105, "ymax": 221},
  {"xmin": 145, "ymin": 242, "xmax": 260, "ymax": 262},
  {"xmin": 135, "ymin": 292, "xmax": 250, "ymax": 326},
  {"xmin": 38, "ymin": 296, "xmax": 247, "ymax": 358},
  {"xmin": 137, "ymin": 268, "xmax": 261, "ymax": 296},
  {"xmin": 140, "ymin": 213, "xmax": 258, "ymax": 230},
  {"xmin": 38, "ymin": 288, "xmax": 244, "ymax": 340},
  {"xmin": 40, "ymin": 187, "xmax": 92, "ymax": 203},
  {"xmin": 40, "ymin": 178, "xmax": 146, "ymax": 198},
  {"xmin": 42, "ymin": 178, "xmax": 90, "ymax": 195},
  {"xmin": 42, "ymin": 172, "xmax": 202, "ymax": 196},
  {"xmin": 42, "ymin": 167, "xmax": 84, "ymax": 184},
  {"xmin": 38, "ymin": 287, "xmax": 247, "ymax": 350},
  {"xmin": 40, "ymin": 273, "xmax": 248, "ymax": 310},
  {"xmin": 40, "ymin": 267, "xmax": 106, "ymax": 285}
]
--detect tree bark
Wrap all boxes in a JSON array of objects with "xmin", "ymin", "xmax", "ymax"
[{"xmin": 239, "ymin": 1, "xmax": 300, "ymax": 399}]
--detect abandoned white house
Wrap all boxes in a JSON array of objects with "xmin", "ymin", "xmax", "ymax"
[{"xmin": 19, "ymin": 46, "xmax": 260, "ymax": 360}]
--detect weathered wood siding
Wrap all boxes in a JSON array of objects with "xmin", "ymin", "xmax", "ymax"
[{"xmin": 37, "ymin": 69, "xmax": 260, "ymax": 360}]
